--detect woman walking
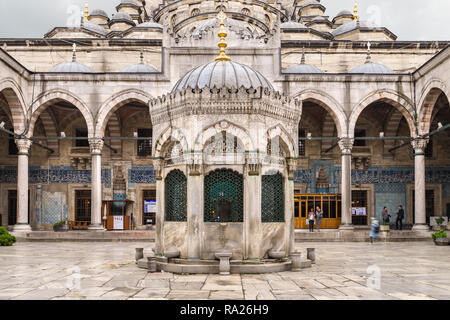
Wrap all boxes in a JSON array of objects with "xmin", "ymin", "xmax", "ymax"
[
  {"xmin": 308, "ymin": 208, "xmax": 316, "ymax": 232},
  {"xmin": 369, "ymin": 217, "xmax": 380, "ymax": 244}
]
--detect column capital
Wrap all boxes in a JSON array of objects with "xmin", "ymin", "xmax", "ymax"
[
  {"xmin": 89, "ymin": 138, "xmax": 104, "ymax": 155},
  {"xmin": 411, "ymin": 138, "xmax": 428, "ymax": 154},
  {"xmin": 153, "ymin": 158, "xmax": 164, "ymax": 180},
  {"xmin": 338, "ymin": 137, "xmax": 354, "ymax": 154},
  {"xmin": 287, "ymin": 157, "xmax": 297, "ymax": 181},
  {"xmin": 245, "ymin": 152, "xmax": 262, "ymax": 176},
  {"xmin": 15, "ymin": 138, "xmax": 32, "ymax": 155}
]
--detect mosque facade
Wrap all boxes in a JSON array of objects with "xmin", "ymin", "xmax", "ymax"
[{"xmin": 0, "ymin": 0, "xmax": 449, "ymax": 237}]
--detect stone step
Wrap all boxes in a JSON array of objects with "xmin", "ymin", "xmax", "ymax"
[{"xmin": 13, "ymin": 230, "xmax": 155, "ymax": 242}]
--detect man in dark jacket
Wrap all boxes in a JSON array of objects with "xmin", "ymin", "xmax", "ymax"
[{"xmin": 396, "ymin": 205, "xmax": 404, "ymax": 230}]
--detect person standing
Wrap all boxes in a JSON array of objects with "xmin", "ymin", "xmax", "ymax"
[
  {"xmin": 396, "ymin": 205, "xmax": 404, "ymax": 230},
  {"xmin": 369, "ymin": 217, "xmax": 380, "ymax": 244},
  {"xmin": 381, "ymin": 207, "xmax": 391, "ymax": 224},
  {"xmin": 308, "ymin": 208, "xmax": 316, "ymax": 232},
  {"xmin": 315, "ymin": 206, "xmax": 323, "ymax": 232}
]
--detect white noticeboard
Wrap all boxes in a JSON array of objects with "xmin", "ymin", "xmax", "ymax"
[
  {"xmin": 352, "ymin": 207, "xmax": 367, "ymax": 216},
  {"xmin": 113, "ymin": 216, "xmax": 124, "ymax": 230},
  {"xmin": 144, "ymin": 200, "xmax": 157, "ymax": 213}
]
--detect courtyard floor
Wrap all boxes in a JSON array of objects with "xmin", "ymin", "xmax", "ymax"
[{"xmin": 0, "ymin": 241, "xmax": 449, "ymax": 300}]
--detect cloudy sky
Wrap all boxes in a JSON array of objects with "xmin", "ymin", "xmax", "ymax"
[{"xmin": 0, "ymin": 0, "xmax": 448, "ymax": 40}]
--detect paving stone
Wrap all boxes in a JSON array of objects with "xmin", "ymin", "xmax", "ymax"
[{"xmin": 209, "ymin": 290, "xmax": 244, "ymax": 300}]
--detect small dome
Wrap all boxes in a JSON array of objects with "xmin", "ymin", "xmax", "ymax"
[
  {"xmin": 136, "ymin": 21, "xmax": 163, "ymax": 29},
  {"xmin": 349, "ymin": 62, "xmax": 393, "ymax": 74},
  {"xmin": 121, "ymin": 0, "xmax": 137, "ymax": 4},
  {"xmin": 335, "ymin": 10, "xmax": 353, "ymax": 17},
  {"xmin": 284, "ymin": 63, "xmax": 323, "ymax": 73},
  {"xmin": 332, "ymin": 20, "xmax": 374, "ymax": 37},
  {"xmin": 82, "ymin": 21, "xmax": 108, "ymax": 35},
  {"xmin": 172, "ymin": 60, "xmax": 273, "ymax": 93},
  {"xmin": 280, "ymin": 21, "xmax": 307, "ymax": 29},
  {"xmin": 89, "ymin": 9, "xmax": 109, "ymax": 19},
  {"xmin": 121, "ymin": 63, "xmax": 158, "ymax": 73},
  {"xmin": 49, "ymin": 62, "xmax": 93, "ymax": 73},
  {"xmin": 111, "ymin": 11, "xmax": 134, "ymax": 23}
]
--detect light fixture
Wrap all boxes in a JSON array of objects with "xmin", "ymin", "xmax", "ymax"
[
  {"xmin": 307, "ymin": 132, "xmax": 312, "ymax": 140},
  {"xmin": 0, "ymin": 122, "xmax": 4, "ymax": 129},
  {"xmin": 438, "ymin": 122, "xmax": 443, "ymax": 129},
  {"xmin": 133, "ymin": 131, "xmax": 138, "ymax": 138},
  {"xmin": 379, "ymin": 132, "xmax": 384, "ymax": 138},
  {"xmin": 60, "ymin": 132, "xmax": 66, "ymax": 138}
]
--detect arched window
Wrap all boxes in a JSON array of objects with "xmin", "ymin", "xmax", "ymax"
[
  {"xmin": 204, "ymin": 169, "xmax": 243, "ymax": 222},
  {"xmin": 191, "ymin": 8, "xmax": 200, "ymax": 16},
  {"xmin": 171, "ymin": 14, "xmax": 177, "ymax": 26},
  {"xmin": 241, "ymin": 8, "xmax": 250, "ymax": 15},
  {"xmin": 165, "ymin": 169, "xmax": 187, "ymax": 221},
  {"xmin": 262, "ymin": 171, "xmax": 284, "ymax": 222}
]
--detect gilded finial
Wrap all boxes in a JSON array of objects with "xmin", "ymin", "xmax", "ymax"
[
  {"xmin": 85, "ymin": 2, "xmax": 89, "ymax": 22},
  {"xmin": 214, "ymin": 10, "xmax": 231, "ymax": 62},
  {"xmin": 353, "ymin": 1, "xmax": 358, "ymax": 21}
]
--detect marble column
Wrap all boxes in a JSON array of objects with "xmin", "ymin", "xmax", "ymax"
[
  {"xmin": 245, "ymin": 168, "xmax": 262, "ymax": 259},
  {"xmin": 412, "ymin": 139, "xmax": 429, "ymax": 231},
  {"xmin": 88, "ymin": 139, "xmax": 104, "ymax": 231},
  {"xmin": 187, "ymin": 163, "xmax": 203, "ymax": 259},
  {"xmin": 154, "ymin": 159, "xmax": 164, "ymax": 255},
  {"xmin": 13, "ymin": 139, "xmax": 32, "ymax": 232},
  {"xmin": 338, "ymin": 138, "xmax": 354, "ymax": 230},
  {"xmin": 286, "ymin": 158, "xmax": 296, "ymax": 254}
]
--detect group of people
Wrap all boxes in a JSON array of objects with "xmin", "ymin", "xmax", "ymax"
[
  {"xmin": 307, "ymin": 206, "xmax": 323, "ymax": 232},
  {"xmin": 370, "ymin": 204, "xmax": 405, "ymax": 244},
  {"xmin": 381, "ymin": 205, "xmax": 405, "ymax": 230}
]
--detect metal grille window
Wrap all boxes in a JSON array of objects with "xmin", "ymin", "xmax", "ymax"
[
  {"xmin": 298, "ymin": 129, "xmax": 305, "ymax": 156},
  {"xmin": 75, "ymin": 190, "xmax": 91, "ymax": 222},
  {"xmin": 204, "ymin": 169, "xmax": 243, "ymax": 222},
  {"xmin": 262, "ymin": 172, "xmax": 284, "ymax": 222},
  {"xmin": 137, "ymin": 128, "xmax": 152, "ymax": 157},
  {"xmin": 165, "ymin": 170, "xmax": 187, "ymax": 222}
]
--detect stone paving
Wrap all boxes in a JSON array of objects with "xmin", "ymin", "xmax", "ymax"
[{"xmin": 0, "ymin": 241, "xmax": 449, "ymax": 300}]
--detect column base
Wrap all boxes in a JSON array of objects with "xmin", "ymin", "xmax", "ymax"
[
  {"xmin": 412, "ymin": 224, "xmax": 429, "ymax": 231},
  {"xmin": 12, "ymin": 224, "xmax": 32, "ymax": 232},
  {"xmin": 88, "ymin": 224, "xmax": 106, "ymax": 231},
  {"xmin": 339, "ymin": 224, "xmax": 354, "ymax": 231}
]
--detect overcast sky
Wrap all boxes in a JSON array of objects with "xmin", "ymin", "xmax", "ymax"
[{"xmin": 0, "ymin": 0, "xmax": 448, "ymax": 40}]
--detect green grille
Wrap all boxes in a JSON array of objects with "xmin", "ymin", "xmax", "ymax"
[
  {"xmin": 262, "ymin": 172, "xmax": 284, "ymax": 222},
  {"xmin": 204, "ymin": 169, "xmax": 243, "ymax": 222},
  {"xmin": 165, "ymin": 169, "xmax": 187, "ymax": 222}
]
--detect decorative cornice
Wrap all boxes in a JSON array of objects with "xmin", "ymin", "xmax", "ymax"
[{"xmin": 149, "ymin": 86, "xmax": 301, "ymax": 125}]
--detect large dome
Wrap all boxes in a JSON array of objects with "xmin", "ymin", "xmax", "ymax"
[{"xmin": 171, "ymin": 60, "xmax": 274, "ymax": 93}]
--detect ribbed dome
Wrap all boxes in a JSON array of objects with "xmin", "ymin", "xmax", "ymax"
[
  {"xmin": 90, "ymin": 9, "xmax": 109, "ymax": 19},
  {"xmin": 349, "ymin": 62, "xmax": 393, "ymax": 74},
  {"xmin": 280, "ymin": 21, "xmax": 307, "ymax": 29},
  {"xmin": 332, "ymin": 20, "xmax": 373, "ymax": 37},
  {"xmin": 172, "ymin": 60, "xmax": 273, "ymax": 93},
  {"xmin": 284, "ymin": 63, "xmax": 323, "ymax": 73},
  {"xmin": 111, "ymin": 12, "xmax": 134, "ymax": 23},
  {"xmin": 136, "ymin": 21, "xmax": 163, "ymax": 29},
  {"xmin": 121, "ymin": 63, "xmax": 159, "ymax": 73},
  {"xmin": 82, "ymin": 21, "xmax": 108, "ymax": 35},
  {"xmin": 49, "ymin": 62, "xmax": 93, "ymax": 73}
]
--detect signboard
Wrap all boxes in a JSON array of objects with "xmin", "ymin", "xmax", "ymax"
[
  {"xmin": 144, "ymin": 200, "xmax": 157, "ymax": 213},
  {"xmin": 352, "ymin": 207, "xmax": 367, "ymax": 216},
  {"xmin": 113, "ymin": 216, "xmax": 124, "ymax": 230}
]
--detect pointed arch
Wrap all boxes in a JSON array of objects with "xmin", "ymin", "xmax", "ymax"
[
  {"xmin": 154, "ymin": 126, "xmax": 189, "ymax": 158},
  {"xmin": 0, "ymin": 78, "xmax": 27, "ymax": 134},
  {"xmin": 349, "ymin": 89, "xmax": 416, "ymax": 138},
  {"xmin": 194, "ymin": 120, "xmax": 254, "ymax": 151},
  {"xmin": 29, "ymin": 89, "xmax": 94, "ymax": 138},
  {"xmin": 95, "ymin": 89, "xmax": 152, "ymax": 137},
  {"xmin": 265, "ymin": 124, "xmax": 296, "ymax": 157},
  {"xmin": 293, "ymin": 88, "xmax": 347, "ymax": 137},
  {"xmin": 418, "ymin": 79, "xmax": 449, "ymax": 135}
]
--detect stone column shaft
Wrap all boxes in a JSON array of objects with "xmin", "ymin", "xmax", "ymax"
[
  {"xmin": 339, "ymin": 138, "xmax": 354, "ymax": 230},
  {"xmin": 412, "ymin": 139, "xmax": 428, "ymax": 231},
  {"xmin": 89, "ymin": 139, "xmax": 104, "ymax": 230},
  {"xmin": 187, "ymin": 167, "xmax": 203, "ymax": 259},
  {"xmin": 13, "ymin": 139, "xmax": 32, "ymax": 232},
  {"xmin": 245, "ymin": 173, "xmax": 262, "ymax": 259},
  {"xmin": 154, "ymin": 160, "xmax": 164, "ymax": 255}
]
